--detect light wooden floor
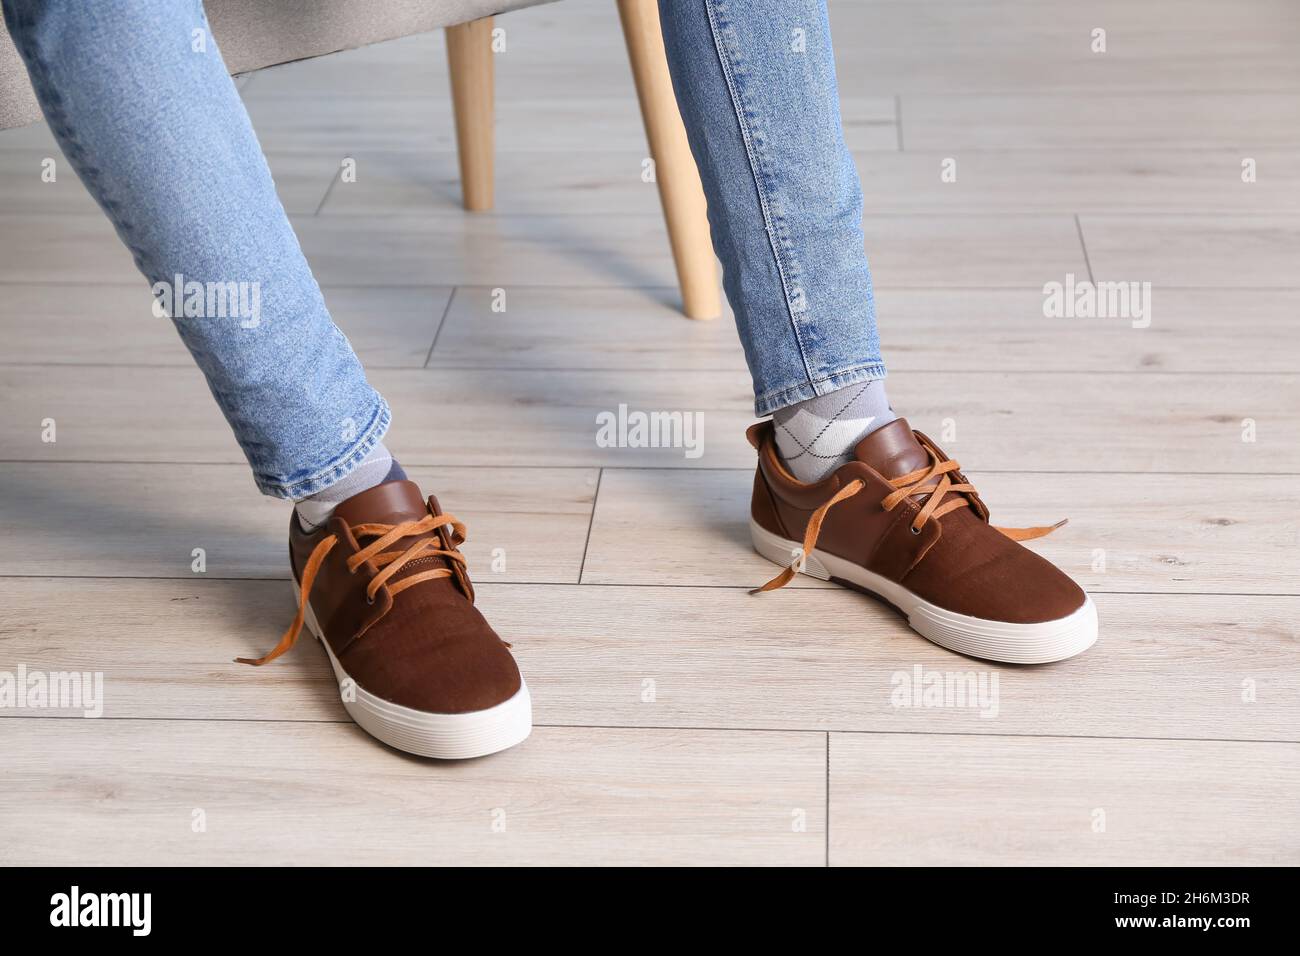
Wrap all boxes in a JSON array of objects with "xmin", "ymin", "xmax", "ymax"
[{"xmin": 2, "ymin": 0, "xmax": 1298, "ymax": 866}]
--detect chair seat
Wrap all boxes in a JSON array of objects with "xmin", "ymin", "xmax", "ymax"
[{"xmin": 0, "ymin": 0, "xmax": 554, "ymax": 130}]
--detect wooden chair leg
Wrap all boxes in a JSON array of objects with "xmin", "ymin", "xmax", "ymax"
[
  {"xmin": 446, "ymin": 17, "xmax": 495, "ymax": 211},
  {"xmin": 617, "ymin": 0, "xmax": 721, "ymax": 320}
]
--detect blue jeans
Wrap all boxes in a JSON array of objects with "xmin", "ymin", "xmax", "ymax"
[
  {"xmin": 3, "ymin": 0, "xmax": 388, "ymax": 498},
  {"xmin": 659, "ymin": 0, "xmax": 884, "ymax": 415},
  {"xmin": 3, "ymin": 0, "xmax": 882, "ymax": 495}
]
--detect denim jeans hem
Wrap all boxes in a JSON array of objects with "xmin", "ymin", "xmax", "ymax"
[
  {"xmin": 754, "ymin": 362, "xmax": 888, "ymax": 418},
  {"xmin": 254, "ymin": 396, "xmax": 392, "ymax": 500}
]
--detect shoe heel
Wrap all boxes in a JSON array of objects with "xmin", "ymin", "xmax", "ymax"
[{"xmin": 749, "ymin": 517, "xmax": 830, "ymax": 581}]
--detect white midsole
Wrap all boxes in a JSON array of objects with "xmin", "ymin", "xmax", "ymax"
[
  {"xmin": 296, "ymin": 583, "xmax": 532, "ymax": 759},
  {"xmin": 750, "ymin": 518, "xmax": 1097, "ymax": 664}
]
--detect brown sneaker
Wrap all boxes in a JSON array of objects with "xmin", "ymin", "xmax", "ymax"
[
  {"xmin": 237, "ymin": 479, "xmax": 531, "ymax": 758},
  {"xmin": 748, "ymin": 419, "xmax": 1097, "ymax": 663}
]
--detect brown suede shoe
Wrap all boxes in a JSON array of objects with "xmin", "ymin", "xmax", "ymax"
[
  {"xmin": 237, "ymin": 479, "xmax": 531, "ymax": 758},
  {"xmin": 748, "ymin": 418, "xmax": 1097, "ymax": 663}
]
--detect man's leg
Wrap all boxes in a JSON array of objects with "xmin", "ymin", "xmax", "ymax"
[
  {"xmin": 657, "ymin": 1, "xmax": 1097, "ymax": 664},
  {"xmin": 2, "ymin": 0, "xmax": 531, "ymax": 756},
  {"xmin": 657, "ymin": 0, "xmax": 894, "ymax": 483},
  {"xmin": 3, "ymin": 0, "xmax": 389, "ymax": 502}
]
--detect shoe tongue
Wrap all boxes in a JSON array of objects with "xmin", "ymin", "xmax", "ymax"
[
  {"xmin": 852, "ymin": 418, "xmax": 930, "ymax": 480},
  {"xmin": 329, "ymin": 480, "xmax": 468, "ymax": 602},
  {"xmin": 331, "ymin": 479, "xmax": 429, "ymax": 527}
]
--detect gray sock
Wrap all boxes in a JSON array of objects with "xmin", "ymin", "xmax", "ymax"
[
  {"xmin": 773, "ymin": 379, "xmax": 896, "ymax": 483},
  {"xmin": 295, "ymin": 441, "xmax": 400, "ymax": 532}
]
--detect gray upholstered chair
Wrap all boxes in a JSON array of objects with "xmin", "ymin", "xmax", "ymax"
[{"xmin": 0, "ymin": 0, "xmax": 719, "ymax": 318}]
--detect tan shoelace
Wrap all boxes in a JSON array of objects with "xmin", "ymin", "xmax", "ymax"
[
  {"xmin": 236, "ymin": 512, "xmax": 468, "ymax": 666},
  {"xmin": 752, "ymin": 451, "xmax": 1064, "ymax": 594}
]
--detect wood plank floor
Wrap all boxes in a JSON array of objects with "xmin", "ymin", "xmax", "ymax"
[{"xmin": 1, "ymin": 0, "xmax": 1297, "ymax": 865}]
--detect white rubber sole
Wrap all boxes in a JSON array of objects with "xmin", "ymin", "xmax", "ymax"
[
  {"xmin": 751, "ymin": 518, "xmax": 1097, "ymax": 664},
  {"xmin": 296, "ymin": 583, "xmax": 532, "ymax": 759}
]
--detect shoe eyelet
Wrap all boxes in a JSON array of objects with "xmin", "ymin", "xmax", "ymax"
[
  {"xmin": 365, "ymin": 594, "xmax": 375, "ymax": 605},
  {"xmin": 910, "ymin": 526, "xmax": 922, "ymax": 536}
]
